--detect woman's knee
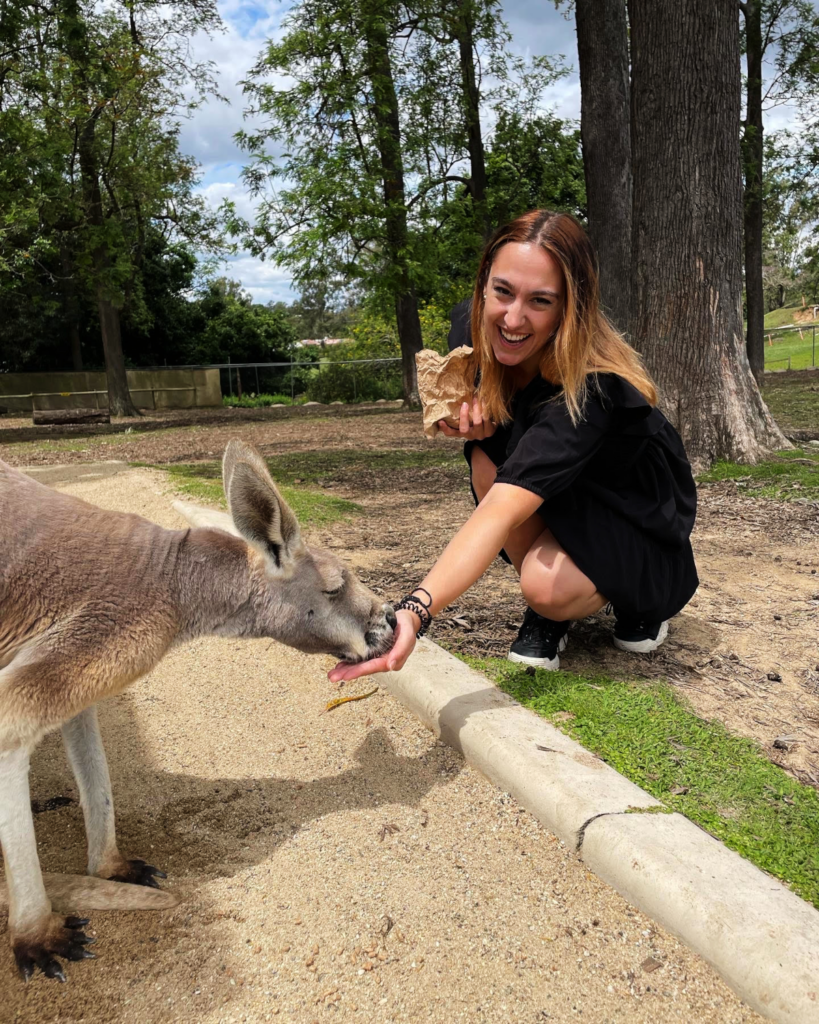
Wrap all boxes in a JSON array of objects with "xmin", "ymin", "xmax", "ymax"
[
  {"xmin": 520, "ymin": 559, "xmax": 580, "ymax": 620},
  {"xmin": 471, "ymin": 446, "xmax": 497, "ymax": 501}
]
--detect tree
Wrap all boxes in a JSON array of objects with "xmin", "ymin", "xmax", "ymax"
[
  {"xmin": 629, "ymin": 0, "xmax": 787, "ymax": 465},
  {"xmin": 574, "ymin": 0, "xmax": 631, "ymax": 333},
  {"xmin": 240, "ymin": 0, "xmax": 426, "ymax": 402},
  {"xmin": 186, "ymin": 279, "xmax": 296, "ymax": 365},
  {"xmin": 757, "ymin": 132, "xmax": 818, "ymax": 310},
  {"xmin": 740, "ymin": 0, "xmax": 819, "ymax": 381},
  {"xmin": 287, "ymin": 282, "xmax": 354, "ymax": 340},
  {"xmin": 239, "ymin": 0, "xmax": 563, "ymax": 403},
  {"xmin": 61, "ymin": 0, "xmax": 141, "ymax": 415},
  {"xmin": 0, "ymin": 0, "xmax": 227, "ymax": 409}
]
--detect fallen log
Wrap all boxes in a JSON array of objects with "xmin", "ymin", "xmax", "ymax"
[{"xmin": 32, "ymin": 408, "xmax": 110, "ymax": 426}]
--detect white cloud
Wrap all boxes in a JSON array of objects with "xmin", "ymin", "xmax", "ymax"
[
  {"xmin": 210, "ymin": 253, "xmax": 298, "ymax": 304},
  {"xmin": 180, "ymin": 0, "xmax": 804, "ymax": 302}
]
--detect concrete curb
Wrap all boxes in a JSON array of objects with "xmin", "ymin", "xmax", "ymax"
[{"xmin": 381, "ymin": 639, "xmax": 819, "ymax": 1024}]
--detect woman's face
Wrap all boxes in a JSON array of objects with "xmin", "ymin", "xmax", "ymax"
[{"xmin": 483, "ymin": 242, "xmax": 565, "ymax": 385}]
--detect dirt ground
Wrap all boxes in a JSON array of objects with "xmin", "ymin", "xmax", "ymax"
[
  {"xmin": 4, "ymin": 406, "xmax": 816, "ymax": 788},
  {"xmin": 1, "ymin": 463, "xmax": 767, "ymax": 1023}
]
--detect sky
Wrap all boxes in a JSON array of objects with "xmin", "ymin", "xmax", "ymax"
[
  {"xmin": 179, "ymin": 1, "xmax": 805, "ymax": 307},
  {"xmin": 180, "ymin": 0, "xmax": 581, "ymax": 305}
]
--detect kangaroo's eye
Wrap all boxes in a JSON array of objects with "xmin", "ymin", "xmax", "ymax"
[{"xmin": 323, "ymin": 587, "xmax": 343, "ymax": 599}]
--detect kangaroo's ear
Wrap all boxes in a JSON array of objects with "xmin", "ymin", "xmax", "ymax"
[
  {"xmin": 172, "ymin": 501, "xmax": 243, "ymax": 538},
  {"xmin": 222, "ymin": 442, "xmax": 302, "ymax": 568}
]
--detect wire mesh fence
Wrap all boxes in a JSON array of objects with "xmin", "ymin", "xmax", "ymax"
[
  {"xmin": 143, "ymin": 357, "xmax": 404, "ymax": 405},
  {"xmin": 764, "ymin": 322, "xmax": 817, "ymax": 372}
]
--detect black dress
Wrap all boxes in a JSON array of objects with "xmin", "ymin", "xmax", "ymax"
[{"xmin": 466, "ymin": 373, "xmax": 699, "ymax": 622}]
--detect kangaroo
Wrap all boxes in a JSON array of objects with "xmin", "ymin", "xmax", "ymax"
[{"xmin": 0, "ymin": 440, "xmax": 396, "ymax": 983}]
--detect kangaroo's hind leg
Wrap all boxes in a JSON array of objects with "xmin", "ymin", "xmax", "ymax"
[
  {"xmin": 62, "ymin": 706, "xmax": 166, "ymax": 888},
  {"xmin": 0, "ymin": 746, "xmax": 95, "ymax": 981}
]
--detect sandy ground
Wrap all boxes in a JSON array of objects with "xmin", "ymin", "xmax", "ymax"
[{"xmin": 1, "ymin": 465, "xmax": 766, "ymax": 1023}]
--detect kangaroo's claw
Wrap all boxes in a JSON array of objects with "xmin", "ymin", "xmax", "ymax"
[
  {"xmin": 14, "ymin": 915, "xmax": 96, "ymax": 982},
  {"xmin": 108, "ymin": 858, "xmax": 166, "ymax": 888}
]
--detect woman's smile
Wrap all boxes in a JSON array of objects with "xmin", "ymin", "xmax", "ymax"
[{"xmin": 483, "ymin": 242, "xmax": 565, "ymax": 385}]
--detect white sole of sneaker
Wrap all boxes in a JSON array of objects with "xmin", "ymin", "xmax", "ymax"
[
  {"xmin": 613, "ymin": 620, "xmax": 669, "ymax": 654},
  {"xmin": 507, "ymin": 636, "xmax": 568, "ymax": 671}
]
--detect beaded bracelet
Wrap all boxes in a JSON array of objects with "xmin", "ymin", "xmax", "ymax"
[{"xmin": 395, "ymin": 587, "xmax": 434, "ymax": 638}]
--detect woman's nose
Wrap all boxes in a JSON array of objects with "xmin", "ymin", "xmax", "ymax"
[{"xmin": 504, "ymin": 300, "xmax": 528, "ymax": 330}]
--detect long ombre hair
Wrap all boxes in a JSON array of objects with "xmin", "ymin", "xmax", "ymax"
[{"xmin": 470, "ymin": 210, "xmax": 657, "ymax": 425}]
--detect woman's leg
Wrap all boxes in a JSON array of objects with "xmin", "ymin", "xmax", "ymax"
[{"xmin": 471, "ymin": 446, "xmax": 607, "ymax": 620}]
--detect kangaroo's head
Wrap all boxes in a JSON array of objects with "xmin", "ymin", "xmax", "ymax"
[{"xmin": 175, "ymin": 440, "xmax": 396, "ymax": 664}]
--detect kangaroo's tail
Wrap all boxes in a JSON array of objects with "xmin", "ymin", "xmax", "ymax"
[{"xmin": 0, "ymin": 874, "xmax": 179, "ymax": 913}]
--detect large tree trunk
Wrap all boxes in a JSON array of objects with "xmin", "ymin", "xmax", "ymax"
[
  {"xmin": 60, "ymin": 244, "xmax": 83, "ymax": 371},
  {"xmin": 741, "ymin": 0, "xmax": 765, "ymax": 383},
  {"xmin": 62, "ymin": 0, "xmax": 139, "ymax": 417},
  {"xmin": 575, "ymin": 0, "xmax": 631, "ymax": 334},
  {"xmin": 629, "ymin": 0, "xmax": 786, "ymax": 467},
  {"xmin": 363, "ymin": 1, "xmax": 424, "ymax": 405},
  {"xmin": 453, "ymin": 0, "xmax": 490, "ymax": 240}
]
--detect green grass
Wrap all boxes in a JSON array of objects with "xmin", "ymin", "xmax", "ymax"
[
  {"xmin": 5, "ymin": 424, "xmax": 197, "ymax": 456},
  {"xmin": 467, "ymin": 657, "xmax": 819, "ymax": 908},
  {"xmin": 154, "ymin": 463, "xmax": 361, "ymax": 528},
  {"xmin": 697, "ymin": 446, "xmax": 819, "ymax": 500},
  {"xmin": 763, "ymin": 373, "xmax": 819, "ymax": 433},
  {"xmin": 154, "ymin": 447, "xmax": 461, "ymax": 487},
  {"xmin": 145, "ymin": 447, "xmax": 464, "ymax": 527},
  {"xmin": 266, "ymin": 447, "xmax": 462, "ymax": 484},
  {"xmin": 763, "ymin": 305, "xmax": 808, "ymax": 330},
  {"xmin": 763, "ymin": 328, "xmax": 818, "ymax": 371},
  {"xmin": 222, "ymin": 393, "xmax": 300, "ymax": 408}
]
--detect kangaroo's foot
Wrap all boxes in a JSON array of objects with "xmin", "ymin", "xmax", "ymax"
[
  {"xmin": 106, "ymin": 858, "xmax": 167, "ymax": 890},
  {"xmin": 13, "ymin": 913, "xmax": 96, "ymax": 982}
]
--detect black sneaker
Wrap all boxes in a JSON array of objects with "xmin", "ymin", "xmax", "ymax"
[
  {"xmin": 507, "ymin": 608, "xmax": 570, "ymax": 670},
  {"xmin": 613, "ymin": 613, "xmax": 669, "ymax": 653}
]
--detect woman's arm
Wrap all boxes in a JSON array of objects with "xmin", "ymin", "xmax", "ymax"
[{"xmin": 328, "ymin": 483, "xmax": 544, "ymax": 682}]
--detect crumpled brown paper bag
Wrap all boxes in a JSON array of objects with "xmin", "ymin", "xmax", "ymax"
[{"xmin": 415, "ymin": 346, "xmax": 476, "ymax": 438}]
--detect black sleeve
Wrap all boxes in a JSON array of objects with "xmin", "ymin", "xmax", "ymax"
[
  {"xmin": 492, "ymin": 375, "xmax": 655, "ymax": 502},
  {"xmin": 493, "ymin": 395, "xmax": 608, "ymax": 502},
  {"xmin": 584, "ymin": 373, "xmax": 654, "ymax": 432}
]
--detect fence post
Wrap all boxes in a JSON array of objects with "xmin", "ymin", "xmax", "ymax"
[
  {"xmin": 291, "ymin": 354, "xmax": 295, "ymax": 400},
  {"xmin": 228, "ymin": 355, "xmax": 233, "ymax": 398},
  {"xmin": 813, "ymin": 325, "xmax": 816, "ymax": 368},
  {"xmin": 255, "ymin": 365, "xmax": 260, "ymax": 395}
]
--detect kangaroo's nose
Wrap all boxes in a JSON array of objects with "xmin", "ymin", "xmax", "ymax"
[{"xmin": 384, "ymin": 604, "xmax": 397, "ymax": 630}]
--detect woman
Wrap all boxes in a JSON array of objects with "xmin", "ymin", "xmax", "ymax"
[{"xmin": 330, "ymin": 209, "xmax": 698, "ymax": 684}]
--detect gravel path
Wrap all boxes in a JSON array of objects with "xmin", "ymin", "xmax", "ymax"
[{"xmin": 3, "ymin": 466, "xmax": 763, "ymax": 1023}]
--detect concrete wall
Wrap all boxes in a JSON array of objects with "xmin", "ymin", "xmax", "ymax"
[{"xmin": 0, "ymin": 369, "xmax": 221, "ymax": 413}]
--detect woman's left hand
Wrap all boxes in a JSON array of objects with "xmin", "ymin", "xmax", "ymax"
[
  {"xmin": 327, "ymin": 610, "xmax": 418, "ymax": 683},
  {"xmin": 438, "ymin": 396, "xmax": 496, "ymax": 441}
]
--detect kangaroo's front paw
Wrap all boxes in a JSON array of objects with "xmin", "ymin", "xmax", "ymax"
[
  {"xmin": 107, "ymin": 858, "xmax": 167, "ymax": 889},
  {"xmin": 14, "ymin": 914, "xmax": 96, "ymax": 983}
]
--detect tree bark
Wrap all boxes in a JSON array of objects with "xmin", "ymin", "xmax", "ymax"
[
  {"xmin": 362, "ymin": 0, "xmax": 424, "ymax": 404},
  {"xmin": 741, "ymin": 0, "xmax": 765, "ymax": 383},
  {"xmin": 33, "ymin": 408, "xmax": 110, "ymax": 425},
  {"xmin": 575, "ymin": 0, "xmax": 631, "ymax": 334},
  {"xmin": 61, "ymin": 0, "xmax": 139, "ymax": 417},
  {"xmin": 60, "ymin": 243, "xmax": 83, "ymax": 371},
  {"xmin": 452, "ymin": 0, "xmax": 490, "ymax": 239},
  {"xmin": 629, "ymin": 0, "xmax": 786, "ymax": 466}
]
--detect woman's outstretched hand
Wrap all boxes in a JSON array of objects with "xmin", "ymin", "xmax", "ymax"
[
  {"xmin": 438, "ymin": 396, "xmax": 496, "ymax": 441},
  {"xmin": 327, "ymin": 609, "xmax": 418, "ymax": 684}
]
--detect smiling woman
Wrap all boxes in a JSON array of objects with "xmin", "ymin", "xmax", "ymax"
[{"xmin": 329, "ymin": 209, "xmax": 699, "ymax": 683}]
